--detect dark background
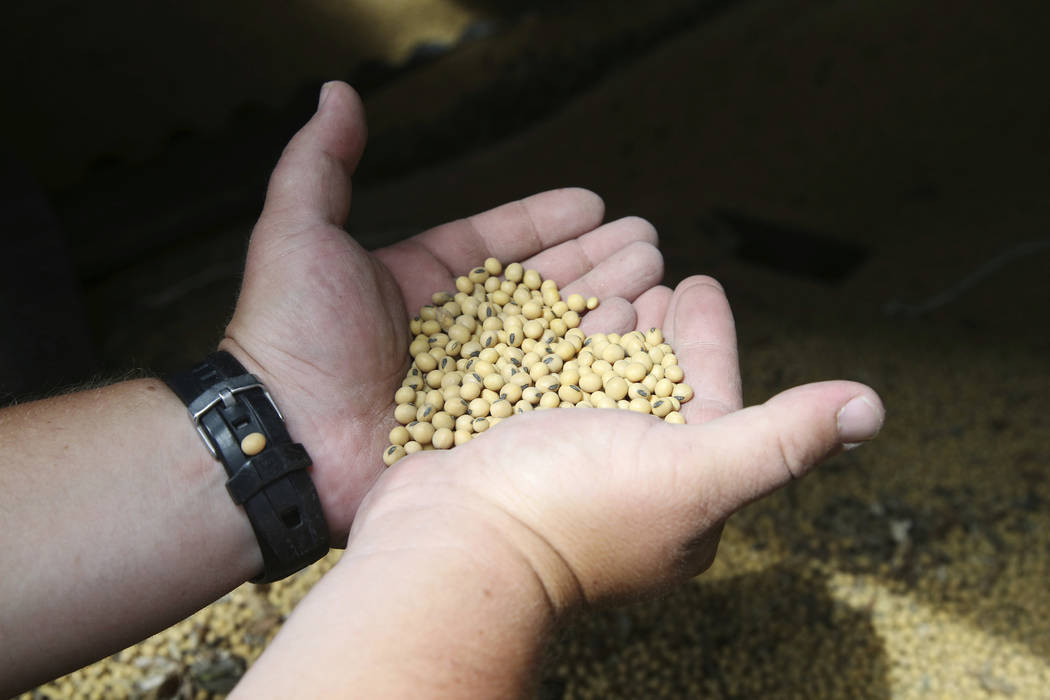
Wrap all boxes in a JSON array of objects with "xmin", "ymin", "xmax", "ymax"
[
  {"xmin": 3, "ymin": 0, "xmax": 1050, "ymax": 697},
  {"xmin": 3, "ymin": 0, "xmax": 1046, "ymax": 398}
]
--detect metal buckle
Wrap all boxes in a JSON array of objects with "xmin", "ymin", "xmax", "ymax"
[{"xmin": 187, "ymin": 374, "xmax": 284, "ymax": 458}]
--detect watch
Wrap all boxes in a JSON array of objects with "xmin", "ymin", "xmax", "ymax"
[{"xmin": 167, "ymin": 351, "xmax": 330, "ymax": 582}]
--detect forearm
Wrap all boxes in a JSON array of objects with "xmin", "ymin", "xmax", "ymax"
[
  {"xmin": 0, "ymin": 378, "xmax": 261, "ymax": 695},
  {"xmin": 233, "ymin": 508, "xmax": 557, "ymax": 699}
]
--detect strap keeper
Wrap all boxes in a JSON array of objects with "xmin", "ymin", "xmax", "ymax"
[
  {"xmin": 186, "ymin": 375, "xmax": 283, "ymax": 458},
  {"xmin": 226, "ymin": 443, "xmax": 310, "ymax": 505}
]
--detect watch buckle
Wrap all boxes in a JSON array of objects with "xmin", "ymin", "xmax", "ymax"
[{"xmin": 187, "ymin": 375, "xmax": 283, "ymax": 458}]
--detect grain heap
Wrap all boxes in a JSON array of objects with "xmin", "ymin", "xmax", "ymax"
[{"xmin": 383, "ymin": 258, "xmax": 693, "ymax": 465}]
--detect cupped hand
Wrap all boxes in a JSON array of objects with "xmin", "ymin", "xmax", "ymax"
[
  {"xmin": 220, "ymin": 81, "xmax": 666, "ymax": 544},
  {"xmin": 348, "ymin": 276, "xmax": 885, "ymax": 611}
]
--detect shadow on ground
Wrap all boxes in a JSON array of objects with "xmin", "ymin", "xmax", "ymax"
[{"xmin": 540, "ymin": 562, "xmax": 890, "ymax": 698}]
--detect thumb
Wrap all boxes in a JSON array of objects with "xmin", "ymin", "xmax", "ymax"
[
  {"xmin": 678, "ymin": 381, "xmax": 885, "ymax": 516},
  {"xmin": 259, "ymin": 80, "xmax": 368, "ymax": 231}
]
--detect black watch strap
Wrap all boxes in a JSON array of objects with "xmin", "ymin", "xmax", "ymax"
[{"xmin": 167, "ymin": 351, "xmax": 330, "ymax": 583}]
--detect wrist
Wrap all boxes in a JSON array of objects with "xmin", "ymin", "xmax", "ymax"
[
  {"xmin": 346, "ymin": 529, "xmax": 556, "ymax": 698},
  {"xmin": 351, "ymin": 457, "xmax": 585, "ymax": 617},
  {"xmin": 156, "ymin": 377, "xmax": 265, "ymax": 580},
  {"xmin": 216, "ymin": 333, "xmax": 390, "ymax": 547},
  {"xmin": 165, "ymin": 351, "xmax": 329, "ymax": 581},
  {"xmin": 239, "ymin": 481, "xmax": 561, "ymax": 698}
]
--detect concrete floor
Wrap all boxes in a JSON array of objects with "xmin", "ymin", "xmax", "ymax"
[{"xmin": 7, "ymin": 0, "xmax": 1050, "ymax": 697}]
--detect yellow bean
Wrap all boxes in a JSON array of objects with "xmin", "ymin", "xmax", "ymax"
[
  {"xmin": 389, "ymin": 426, "xmax": 411, "ymax": 445},
  {"xmin": 490, "ymin": 399, "xmax": 513, "ymax": 419},
  {"xmin": 432, "ymin": 428, "xmax": 455, "ymax": 449},
  {"xmin": 386, "ymin": 260, "xmax": 688, "ymax": 464},
  {"xmin": 240, "ymin": 432, "xmax": 266, "ymax": 456},
  {"xmin": 558, "ymin": 384, "xmax": 584, "ymax": 403},
  {"xmin": 432, "ymin": 411, "xmax": 455, "ymax": 430},
  {"xmin": 523, "ymin": 269, "xmax": 542, "ymax": 290},
  {"xmin": 504, "ymin": 262, "xmax": 524, "ymax": 282},
  {"xmin": 383, "ymin": 445, "xmax": 406, "ymax": 466},
  {"xmin": 604, "ymin": 376, "xmax": 629, "ymax": 401},
  {"xmin": 629, "ymin": 397, "xmax": 651, "ymax": 414},
  {"xmin": 407, "ymin": 421, "xmax": 435, "ymax": 445},
  {"xmin": 651, "ymin": 398, "xmax": 673, "ymax": 418},
  {"xmin": 624, "ymin": 362, "xmax": 647, "ymax": 382},
  {"xmin": 483, "ymin": 257, "xmax": 502, "ymax": 276},
  {"xmin": 538, "ymin": 391, "xmax": 560, "ymax": 409},
  {"xmin": 394, "ymin": 403, "xmax": 417, "ymax": 424},
  {"xmin": 601, "ymin": 343, "xmax": 626, "ymax": 363}
]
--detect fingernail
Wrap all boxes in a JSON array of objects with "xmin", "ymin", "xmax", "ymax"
[
  {"xmin": 837, "ymin": 396, "xmax": 883, "ymax": 447},
  {"xmin": 318, "ymin": 81, "xmax": 335, "ymax": 110}
]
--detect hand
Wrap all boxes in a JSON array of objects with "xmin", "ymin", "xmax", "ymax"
[
  {"xmin": 224, "ymin": 81, "xmax": 884, "ymax": 698},
  {"xmin": 347, "ymin": 277, "xmax": 885, "ymax": 610},
  {"xmin": 220, "ymin": 81, "xmax": 666, "ymax": 544}
]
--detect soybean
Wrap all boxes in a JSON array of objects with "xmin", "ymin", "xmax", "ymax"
[{"xmin": 382, "ymin": 259, "xmax": 694, "ymax": 466}]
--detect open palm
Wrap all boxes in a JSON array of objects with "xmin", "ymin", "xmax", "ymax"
[
  {"xmin": 217, "ymin": 79, "xmax": 882, "ymax": 625},
  {"xmin": 221, "ymin": 82, "xmax": 684, "ymax": 543}
]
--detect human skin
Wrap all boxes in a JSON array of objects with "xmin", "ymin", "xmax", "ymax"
[
  {"xmin": 0, "ymin": 82, "xmax": 693, "ymax": 695},
  {"xmin": 233, "ymin": 337, "xmax": 883, "ymax": 699},
  {"xmin": 1, "ymin": 81, "xmax": 883, "ymax": 697},
  {"xmin": 228, "ymin": 84, "xmax": 885, "ymax": 697}
]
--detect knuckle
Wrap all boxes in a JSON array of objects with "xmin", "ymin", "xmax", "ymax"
[
  {"xmin": 684, "ymin": 274, "xmax": 725, "ymax": 295},
  {"xmin": 775, "ymin": 430, "xmax": 814, "ymax": 480},
  {"xmin": 624, "ymin": 240, "xmax": 664, "ymax": 277},
  {"xmin": 620, "ymin": 216, "xmax": 660, "ymax": 245}
]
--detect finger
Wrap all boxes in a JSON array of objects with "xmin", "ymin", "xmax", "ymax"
[
  {"xmin": 259, "ymin": 81, "xmax": 367, "ymax": 231},
  {"xmin": 662, "ymin": 277, "xmax": 741, "ymax": 422},
  {"xmin": 669, "ymin": 381, "xmax": 885, "ymax": 518},
  {"xmin": 522, "ymin": 216, "xmax": 658, "ymax": 287},
  {"xmin": 578, "ymin": 297, "xmax": 637, "ymax": 337},
  {"xmin": 402, "ymin": 188, "xmax": 606, "ymax": 277},
  {"xmin": 632, "ymin": 285, "xmax": 673, "ymax": 334},
  {"xmin": 559, "ymin": 241, "xmax": 664, "ymax": 303}
]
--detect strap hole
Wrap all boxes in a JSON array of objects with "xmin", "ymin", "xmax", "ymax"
[{"xmin": 280, "ymin": 507, "xmax": 301, "ymax": 529}]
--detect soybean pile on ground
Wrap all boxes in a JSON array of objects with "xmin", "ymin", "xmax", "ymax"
[{"xmin": 382, "ymin": 258, "xmax": 694, "ymax": 465}]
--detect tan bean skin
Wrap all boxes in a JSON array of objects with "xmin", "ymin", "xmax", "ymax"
[
  {"xmin": 432, "ymin": 428, "xmax": 455, "ymax": 449},
  {"xmin": 383, "ymin": 444, "xmax": 407, "ymax": 466},
  {"xmin": 386, "ymin": 259, "xmax": 691, "ymax": 465},
  {"xmin": 389, "ymin": 426, "xmax": 411, "ymax": 445},
  {"xmin": 394, "ymin": 403, "xmax": 417, "ymax": 424}
]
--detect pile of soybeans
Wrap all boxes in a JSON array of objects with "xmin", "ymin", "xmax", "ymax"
[{"xmin": 383, "ymin": 258, "xmax": 693, "ymax": 465}]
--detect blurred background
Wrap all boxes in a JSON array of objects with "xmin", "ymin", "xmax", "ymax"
[{"xmin": 3, "ymin": 0, "xmax": 1049, "ymax": 697}]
